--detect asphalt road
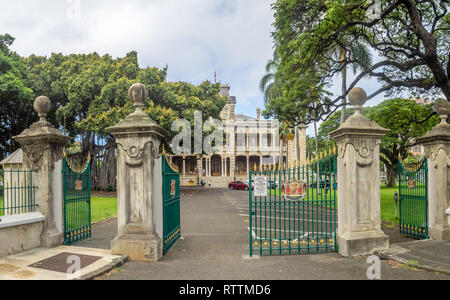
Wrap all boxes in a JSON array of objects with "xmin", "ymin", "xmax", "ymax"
[{"xmin": 79, "ymin": 187, "xmax": 449, "ymax": 280}]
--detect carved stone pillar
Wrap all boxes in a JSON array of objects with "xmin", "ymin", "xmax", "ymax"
[
  {"xmin": 107, "ymin": 83, "xmax": 166, "ymax": 262},
  {"xmin": 330, "ymin": 88, "xmax": 390, "ymax": 257},
  {"xmin": 14, "ymin": 96, "xmax": 71, "ymax": 248},
  {"xmin": 417, "ymin": 100, "xmax": 450, "ymax": 241}
]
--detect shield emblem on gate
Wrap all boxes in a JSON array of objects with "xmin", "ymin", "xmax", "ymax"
[
  {"xmin": 170, "ymin": 179, "xmax": 176, "ymax": 197},
  {"xmin": 75, "ymin": 180, "xmax": 83, "ymax": 191},
  {"xmin": 284, "ymin": 180, "xmax": 307, "ymax": 200}
]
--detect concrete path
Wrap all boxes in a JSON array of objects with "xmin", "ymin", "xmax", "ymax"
[
  {"xmin": 79, "ymin": 188, "xmax": 449, "ymax": 280},
  {"xmin": 0, "ymin": 246, "xmax": 127, "ymax": 280},
  {"xmin": 377, "ymin": 240, "xmax": 450, "ymax": 275}
]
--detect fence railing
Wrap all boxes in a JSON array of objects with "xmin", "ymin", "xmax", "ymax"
[
  {"xmin": 249, "ymin": 154, "xmax": 338, "ymax": 256},
  {"xmin": 0, "ymin": 169, "xmax": 38, "ymax": 217}
]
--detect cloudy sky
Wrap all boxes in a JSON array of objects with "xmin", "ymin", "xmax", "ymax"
[{"xmin": 1, "ymin": 0, "xmax": 387, "ymax": 135}]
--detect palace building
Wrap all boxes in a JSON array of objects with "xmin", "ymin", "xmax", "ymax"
[{"xmin": 169, "ymin": 85, "xmax": 307, "ymax": 188}]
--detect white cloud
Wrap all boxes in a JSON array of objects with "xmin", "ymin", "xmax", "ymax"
[
  {"xmin": 0, "ymin": 0, "xmax": 274, "ymax": 115},
  {"xmin": 0, "ymin": 0, "xmax": 401, "ymax": 138}
]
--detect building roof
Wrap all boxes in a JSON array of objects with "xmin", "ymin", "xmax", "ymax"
[
  {"xmin": 235, "ymin": 114, "xmax": 256, "ymax": 121},
  {"xmin": 0, "ymin": 149, "xmax": 23, "ymax": 165}
]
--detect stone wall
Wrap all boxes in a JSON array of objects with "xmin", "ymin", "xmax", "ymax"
[{"xmin": 0, "ymin": 213, "xmax": 45, "ymax": 257}]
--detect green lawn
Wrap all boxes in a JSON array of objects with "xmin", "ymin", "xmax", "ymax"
[
  {"xmin": 64, "ymin": 196, "xmax": 117, "ymax": 229},
  {"xmin": 2, "ymin": 194, "xmax": 117, "ymax": 223},
  {"xmin": 380, "ymin": 186, "xmax": 399, "ymax": 225},
  {"xmin": 4, "ymin": 188, "xmax": 399, "ymax": 226},
  {"xmin": 91, "ymin": 197, "xmax": 117, "ymax": 224}
]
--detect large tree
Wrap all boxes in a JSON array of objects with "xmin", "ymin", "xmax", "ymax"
[
  {"xmin": 334, "ymin": 40, "xmax": 373, "ymax": 123},
  {"xmin": 260, "ymin": 51, "xmax": 294, "ymax": 165},
  {"xmin": 260, "ymin": 50, "xmax": 282, "ymax": 105},
  {"xmin": 25, "ymin": 51, "xmax": 226, "ymax": 190},
  {"xmin": 318, "ymin": 99, "xmax": 439, "ymax": 187},
  {"xmin": 272, "ymin": 0, "xmax": 450, "ymax": 124},
  {"xmin": 0, "ymin": 34, "xmax": 35, "ymax": 159}
]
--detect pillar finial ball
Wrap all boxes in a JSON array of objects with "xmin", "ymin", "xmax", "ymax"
[
  {"xmin": 33, "ymin": 96, "xmax": 51, "ymax": 121},
  {"xmin": 128, "ymin": 83, "xmax": 148, "ymax": 111},
  {"xmin": 348, "ymin": 88, "xmax": 367, "ymax": 114}
]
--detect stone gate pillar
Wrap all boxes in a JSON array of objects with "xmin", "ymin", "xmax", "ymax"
[
  {"xmin": 330, "ymin": 88, "xmax": 390, "ymax": 257},
  {"xmin": 13, "ymin": 96, "xmax": 71, "ymax": 248},
  {"xmin": 106, "ymin": 83, "xmax": 167, "ymax": 261},
  {"xmin": 417, "ymin": 100, "xmax": 450, "ymax": 241}
]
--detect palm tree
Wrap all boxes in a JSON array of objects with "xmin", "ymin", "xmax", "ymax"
[
  {"xmin": 260, "ymin": 51, "xmax": 282, "ymax": 105},
  {"xmin": 260, "ymin": 51, "xmax": 295, "ymax": 167},
  {"xmin": 336, "ymin": 41, "xmax": 373, "ymax": 123}
]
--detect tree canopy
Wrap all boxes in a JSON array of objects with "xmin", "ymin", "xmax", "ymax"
[
  {"xmin": 0, "ymin": 34, "xmax": 227, "ymax": 189},
  {"xmin": 318, "ymin": 98, "xmax": 439, "ymax": 186},
  {"xmin": 0, "ymin": 34, "xmax": 35, "ymax": 159},
  {"xmin": 25, "ymin": 51, "xmax": 226, "ymax": 154},
  {"xmin": 270, "ymin": 0, "xmax": 450, "ymax": 124}
]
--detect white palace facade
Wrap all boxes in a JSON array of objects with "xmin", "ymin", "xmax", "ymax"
[{"xmin": 169, "ymin": 85, "xmax": 307, "ymax": 188}]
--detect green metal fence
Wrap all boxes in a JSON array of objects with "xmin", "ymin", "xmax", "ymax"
[
  {"xmin": 249, "ymin": 153, "xmax": 338, "ymax": 256},
  {"xmin": 63, "ymin": 158, "xmax": 92, "ymax": 245},
  {"xmin": 398, "ymin": 158, "xmax": 428, "ymax": 239},
  {"xmin": 0, "ymin": 169, "xmax": 37, "ymax": 217}
]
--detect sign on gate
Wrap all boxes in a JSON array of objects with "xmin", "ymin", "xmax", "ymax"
[{"xmin": 254, "ymin": 176, "xmax": 268, "ymax": 197}]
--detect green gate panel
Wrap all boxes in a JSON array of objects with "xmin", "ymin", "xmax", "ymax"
[
  {"xmin": 249, "ymin": 155, "xmax": 338, "ymax": 257},
  {"xmin": 63, "ymin": 158, "xmax": 91, "ymax": 245},
  {"xmin": 398, "ymin": 159, "xmax": 428, "ymax": 240},
  {"xmin": 162, "ymin": 155, "xmax": 181, "ymax": 255}
]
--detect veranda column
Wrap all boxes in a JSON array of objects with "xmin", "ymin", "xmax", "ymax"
[
  {"xmin": 209, "ymin": 158, "xmax": 212, "ymax": 177},
  {"xmin": 330, "ymin": 88, "xmax": 390, "ymax": 257},
  {"xmin": 106, "ymin": 83, "xmax": 166, "ymax": 262},
  {"xmin": 222, "ymin": 158, "xmax": 225, "ymax": 176},
  {"xmin": 197, "ymin": 159, "xmax": 202, "ymax": 180},
  {"xmin": 417, "ymin": 100, "xmax": 450, "ymax": 240},
  {"xmin": 14, "ymin": 96, "xmax": 71, "ymax": 248}
]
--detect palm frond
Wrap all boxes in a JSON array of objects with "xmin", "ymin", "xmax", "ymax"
[
  {"xmin": 350, "ymin": 41, "xmax": 373, "ymax": 74},
  {"xmin": 264, "ymin": 83, "xmax": 275, "ymax": 105},
  {"xmin": 259, "ymin": 73, "xmax": 275, "ymax": 93}
]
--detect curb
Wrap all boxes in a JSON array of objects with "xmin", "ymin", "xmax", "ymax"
[
  {"xmin": 92, "ymin": 217, "xmax": 117, "ymax": 226},
  {"xmin": 375, "ymin": 250, "xmax": 450, "ymax": 276},
  {"xmin": 80, "ymin": 255, "xmax": 129, "ymax": 280}
]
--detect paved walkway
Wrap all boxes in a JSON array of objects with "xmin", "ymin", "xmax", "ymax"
[
  {"xmin": 79, "ymin": 188, "xmax": 449, "ymax": 280},
  {"xmin": 377, "ymin": 240, "xmax": 450, "ymax": 275},
  {"xmin": 0, "ymin": 246, "xmax": 126, "ymax": 280}
]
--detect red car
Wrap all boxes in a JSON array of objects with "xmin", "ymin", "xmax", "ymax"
[{"xmin": 228, "ymin": 181, "xmax": 254, "ymax": 191}]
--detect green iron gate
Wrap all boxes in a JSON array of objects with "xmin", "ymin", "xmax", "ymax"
[
  {"xmin": 249, "ymin": 152, "xmax": 338, "ymax": 256},
  {"xmin": 398, "ymin": 158, "xmax": 428, "ymax": 239},
  {"xmin": 63, "ymin": 157, "xmax": 92, "ymax": 245},
  {"xmin": 162, "ymin": 155, "xmax": 181, "ymax": 255}
]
